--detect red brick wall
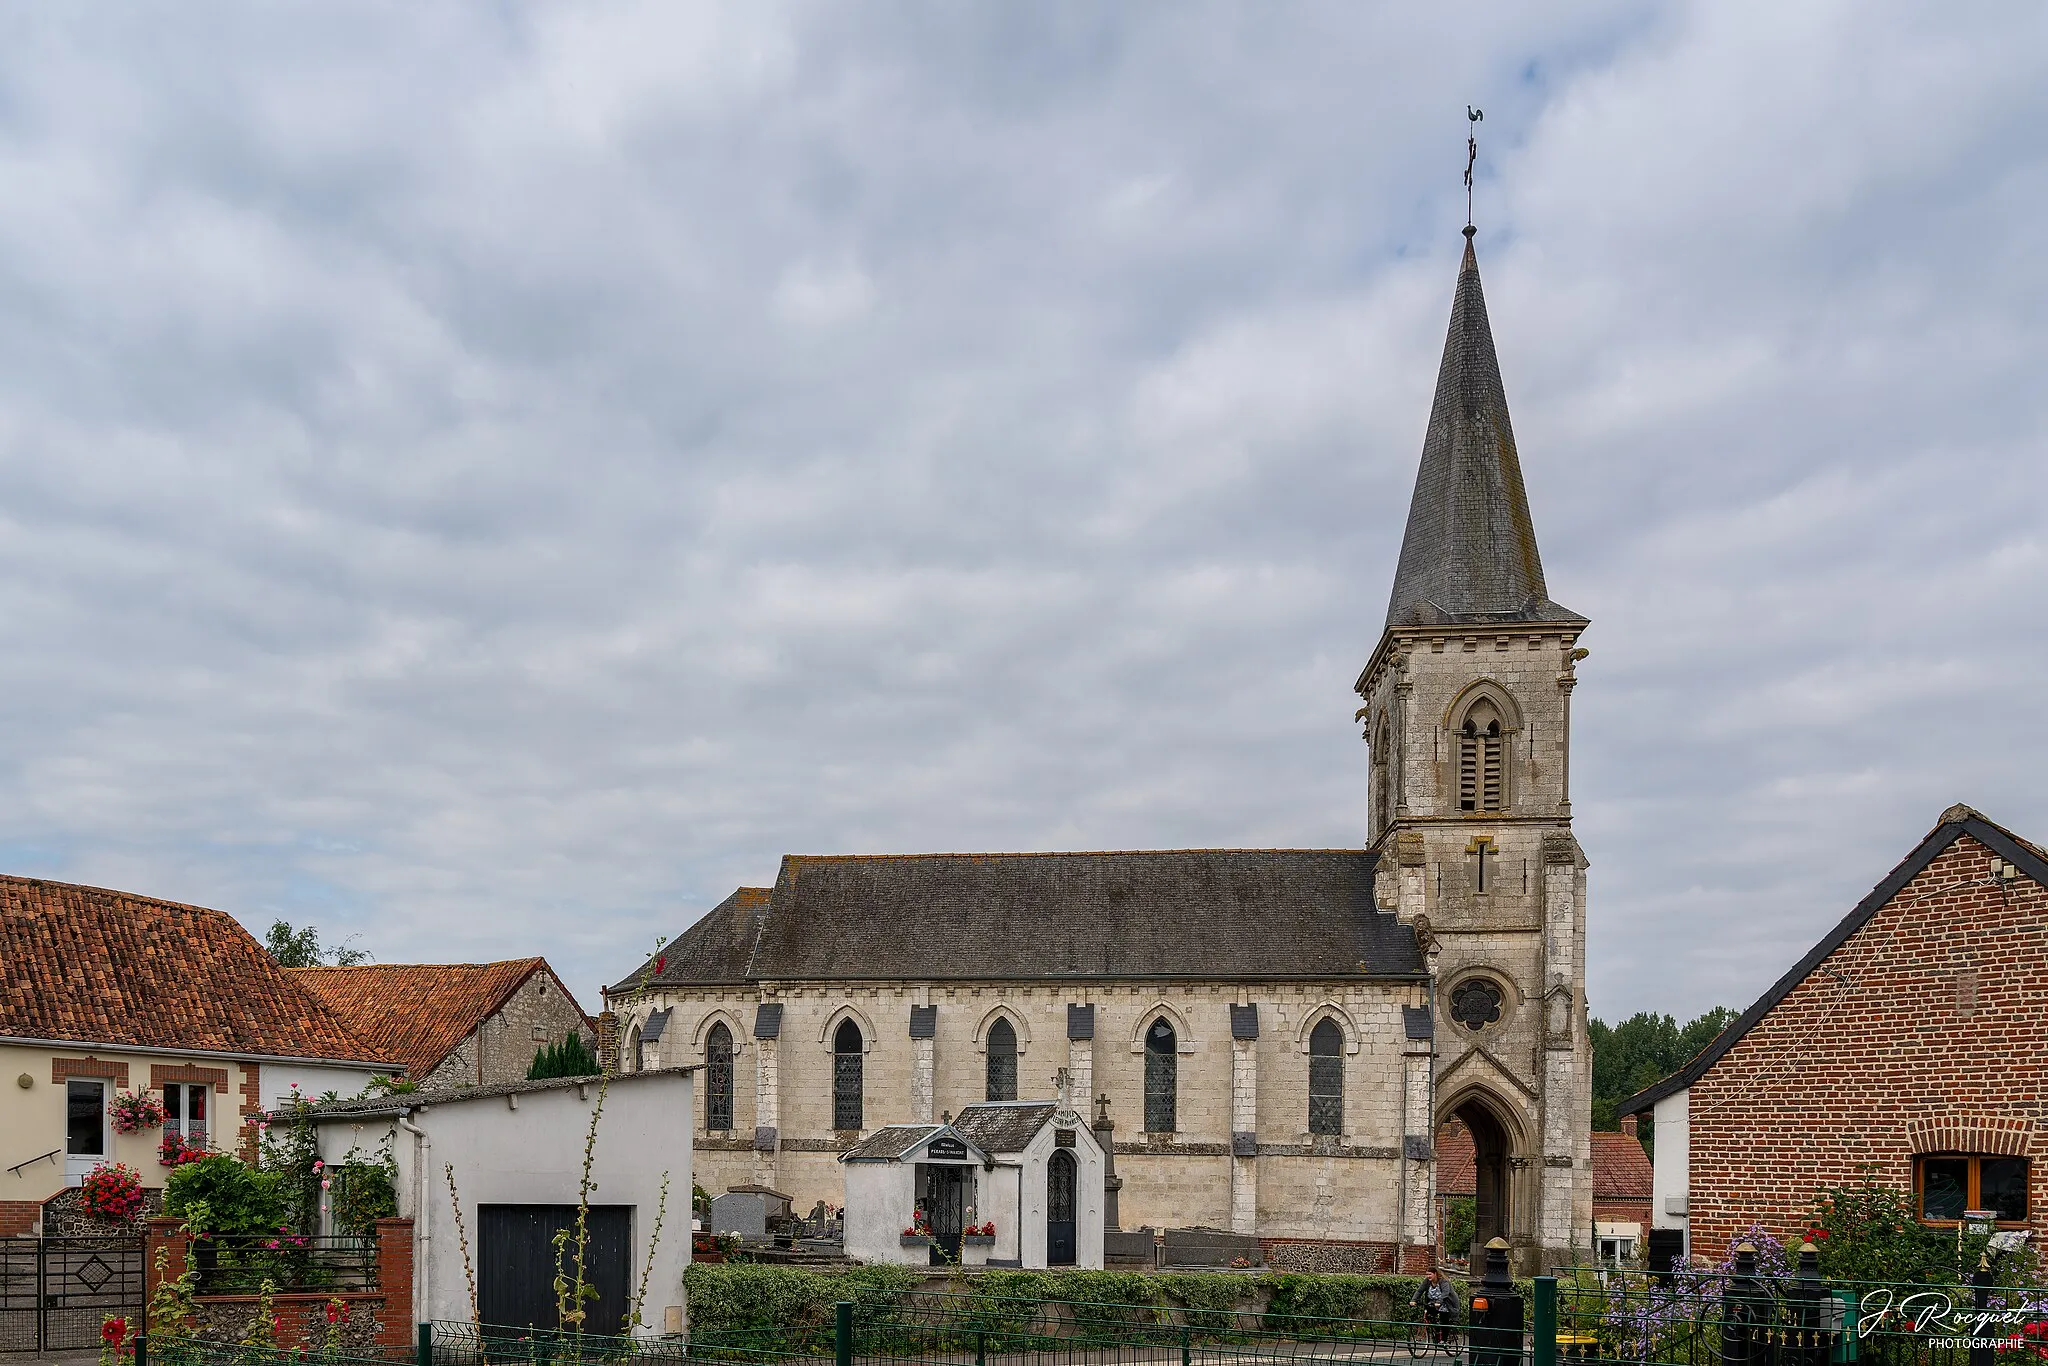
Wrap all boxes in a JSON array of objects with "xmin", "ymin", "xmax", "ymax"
[
  {"xmin": 372, "ymin": 1217, "xmax": 415, "ymax": 1352},
  {"xmin": 238, "ymin": 1062, "xmax": 263, "ymax": 1161},
  {"xmin": 0, "ymin": 1201, "xmax": 40, "ymax": 1236},
  {"xmin": 150, "ymin": 1064, "xmax": 230, "ymax": 1094},
  {"xmin": 51, "ymin": 1056, "xmax": 130, "ymax": 1086},
  {"xmin": 1686, "ymin": 834, "xmax": 2048, "ymax": 1259}
]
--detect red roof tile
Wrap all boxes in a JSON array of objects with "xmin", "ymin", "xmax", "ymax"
[
  {"xmin": 1434, "ymin": 1121, "xmax": 1651, "ymax": 1202},
  {"xmin": 0, "ymin": 875, "xmax": 393, "ymax": 1064},
  {"xmin": 1591, "ymin": 1130, "xmax": 1654, "ymax": 1202},
  {"xmin": 295, "ymin": 960, "xmax": 586, "ymax": 1079},
  {"xmin": 1437, "ymin": 1120, "xmax": 1476, "ymax": 1195}
]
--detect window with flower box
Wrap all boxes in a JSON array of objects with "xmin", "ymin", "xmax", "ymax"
[
  {"xmin": 164, "ymin": 1084, "xmax": 208, "ymax": 1146},
  {"xmin": 1915, "ymin": 1153, "xmax": 2028, "ymax": 1224}
]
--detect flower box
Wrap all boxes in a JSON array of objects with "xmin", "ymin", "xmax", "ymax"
[
  {"xmin": 961, "ymin": 1233, "xmax": 996, "ymax": 1245},
  {"xmin": 899, "ymin": 1233, "xmax": 932, "ymax": 1247}
]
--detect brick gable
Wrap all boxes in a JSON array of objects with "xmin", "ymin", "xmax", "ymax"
[{"xmin": 1678, "ymin": 830, "xmax": 2048, "ymax": 1258}]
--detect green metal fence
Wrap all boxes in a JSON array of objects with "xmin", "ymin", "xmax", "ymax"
[{"xmin": 124, "ymin": 1275, "xmax": 2047, "ymax": 1366}]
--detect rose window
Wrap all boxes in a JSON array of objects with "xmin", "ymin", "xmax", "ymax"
[{"xmin": 1450, "ymin": 979, "xmax": 1503, "ymax": 1031}]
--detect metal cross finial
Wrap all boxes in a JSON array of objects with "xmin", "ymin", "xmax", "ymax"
[{"xmin": 1465, "ymin": 107, "xmax": 1484, "ymax": 230}]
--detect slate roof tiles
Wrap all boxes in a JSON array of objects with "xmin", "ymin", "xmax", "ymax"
[{"xmin": 617, "ymin": 850, "xmax": 1422, "ymax": 991}]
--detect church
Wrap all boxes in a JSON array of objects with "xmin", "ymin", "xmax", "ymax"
[{"xmin": 602, "ymin": 226, "xmax": 1594, "ymax": 1275}]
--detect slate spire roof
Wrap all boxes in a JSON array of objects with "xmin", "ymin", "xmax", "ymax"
[{"xmin": 1385, "ymin": 229, "xmax": 1583, "ymax": 629}]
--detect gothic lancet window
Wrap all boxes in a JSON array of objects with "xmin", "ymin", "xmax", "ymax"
[
  {"xmin": 832, "ymin": 1018, "xmax": 864, "ymax": 1131},
  {"xmin": 1143, "ymin": 1018, "xmax": 1177, "ymax": 1134},
  {"xmin": 985, "ymin": 1018, "xmax": 1018, "ymax": 1102},
  {"xmin": 705, "ymin": 1022, "xmax": 735, "ymax": 1131},
  {"xmin": 1308, "ymin": 1019, "xmax": 1344, "ymax": 1135},
  {"xmin": 1458, "ymin": 698, "xmax": 1506, "ymax": 812}
]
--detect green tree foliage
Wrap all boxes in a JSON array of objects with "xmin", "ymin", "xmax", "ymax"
[
  {"xmin": 1588, "ymin": 1006, "xmax": 1738, "ymax": 1140},
  {"xmin": 263, "ymin": 920, "xmax": 370, "ymax": 967},
  {"xmin": 528, "ymin": 1033, "xmax": 601, "ymax": 1080}
]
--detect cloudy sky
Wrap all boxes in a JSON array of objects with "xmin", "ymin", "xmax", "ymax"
[{"xmin": 1, "ymin": 2, "xmax": 2042, "ymax": 1023}]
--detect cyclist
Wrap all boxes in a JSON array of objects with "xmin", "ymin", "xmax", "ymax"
[{"xmin": 1412, "ymin": 1269, "xmax": 1459, "ymax": 1344}]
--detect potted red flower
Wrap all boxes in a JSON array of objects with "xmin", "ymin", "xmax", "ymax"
[
  {"xmin": 961, "ymin": 1220, "xmax": 996, "ymax": 1268},
  {"xmin": 78, "ymin": 1165, "xmax": 145, "ymax": 1224}
]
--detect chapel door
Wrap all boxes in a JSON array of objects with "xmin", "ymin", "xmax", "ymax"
[
  {"xmin": 1046, "ymin": 1149, "xmax": 1077, "ymax": 1266},
  {"xmin": 923, "ymin": 1166, "xmax": 965, "ymax": 1265}
]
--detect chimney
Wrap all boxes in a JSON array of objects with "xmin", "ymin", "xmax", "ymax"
[{"xmin": 1620, "ymin": 1113, "xmax": 1639, "ymax": 1139}]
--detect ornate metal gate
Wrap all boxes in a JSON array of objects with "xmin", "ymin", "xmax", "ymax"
[{"xmin": 0, "ymin": 1235, "xmax": 145, "ymax": 1353}]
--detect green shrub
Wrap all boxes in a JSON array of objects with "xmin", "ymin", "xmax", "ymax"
[{"xmin": 163, "ymin": 1155, "xmax": 285, "ymax": 1236}]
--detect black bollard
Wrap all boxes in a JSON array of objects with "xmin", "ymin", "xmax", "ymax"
[
  {"xmin": 1470, "ymin": 1239, "xmax": 1525, "ymax": 1366},
  {"xmin": 1969, "ymin": 1254, "xmax": 1995, "ymax": 1366},
  {"xmin": 1787, "ymin": 1239, "xmax": 1832, "ymax": 1366},
  {"xmin": 1721, "ymin": 1242, "xmax": 1761, "ymax": 1366}
]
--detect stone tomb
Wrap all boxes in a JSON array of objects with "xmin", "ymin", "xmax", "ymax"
[{"xmin": 841, "ymin": 1105, "xmax": 1105, "ymax": 1270}]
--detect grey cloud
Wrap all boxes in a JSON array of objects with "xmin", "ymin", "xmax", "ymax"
[{"xmin": 0, "ymin": 2, "xmax": 2040, "ymax": 1022}]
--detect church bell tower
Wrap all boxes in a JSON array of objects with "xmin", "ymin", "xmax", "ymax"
[{"xmin": 1356, "ymin": 226, "xmax": 1593, "ymax": 1273}]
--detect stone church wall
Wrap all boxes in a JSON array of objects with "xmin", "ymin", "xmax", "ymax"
[{"xmin": 619, "ymin": 977, "xmax": 1431, "ymax": 1243}]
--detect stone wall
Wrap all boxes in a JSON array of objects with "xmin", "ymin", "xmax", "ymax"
[
  {"xmin": 617, "ymin": 976, "xmax": 1433, "ymax": 1250},
  {"xmin": 420, "ymin": 969, "xmax": 596, "ymax": 1088}
]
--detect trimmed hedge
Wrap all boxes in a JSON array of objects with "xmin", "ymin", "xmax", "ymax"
[{"xmin": 682, "ymin": 1265, "xmax": 1483, "ymax": 1335}]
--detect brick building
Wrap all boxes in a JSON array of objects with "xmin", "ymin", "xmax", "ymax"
[
  {"xmin": 296, "ymin": 959, "xmax": 595, "ymax": 1089},
  {"xmin": 1621, "ymin": 805, "xmax": 2047, "ymax": 1261},
  {"xmin": 604, "ymin": 228, "xmax": 1595, "ymax": 1274}
]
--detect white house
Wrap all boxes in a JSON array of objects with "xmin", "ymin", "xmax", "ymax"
[{"xmin": 299, "ymin": 1069, "xmax": 694, "ymax": 1337}]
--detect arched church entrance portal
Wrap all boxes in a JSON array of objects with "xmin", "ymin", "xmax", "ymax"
[{"xmin": 1438, "ymin": 1100, "xmax": 1514, "ymax": 1263}]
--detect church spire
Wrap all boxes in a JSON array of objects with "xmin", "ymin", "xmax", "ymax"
[{"xmin": 1384, "ymin": 230, "xmax": 1582, "ymax": 628}]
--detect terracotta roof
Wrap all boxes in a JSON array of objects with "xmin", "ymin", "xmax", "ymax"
[
  {"xmin": 1435, "ymin": 1120, "xmax": 1476, "ymax": 1196},
  {"xmin": 1434, "ymin": 1119, "xmax": 1650, "ymax": 1202},
  {"xmin": 296, "ymin": 959, "xmax": 586, "ymax": 1080},
  {"xmin": 0, "ymin": 874, "xmax": 393, "ymax": 1064},
  {"xmin": 1591, "ymin": 1131, "xmax": 1654, "ymax": 1202}
]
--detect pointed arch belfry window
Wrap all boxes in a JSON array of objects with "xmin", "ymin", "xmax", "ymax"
[
  {"xmin": 1143, "ymin": 1017, "xmax": 1177, "ymax": 1134},
  {"xmin": 986, "ymin": 1018, "xmax": 1018, "ymax": 1101},
  {"xmin": 1458, "ymin": 698, "xmax": 1505, "ymax": 812},
  {"xmin": 832, "ymin": 1018, "xmax": 864, "ymax": 1131}
]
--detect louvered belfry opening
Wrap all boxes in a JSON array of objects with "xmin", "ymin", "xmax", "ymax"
[{"xmin": 1458, "ymin": 701, "xmax": 1505, "ymax": 812}]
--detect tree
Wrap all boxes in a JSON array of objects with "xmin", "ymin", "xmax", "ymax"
[
  {"xmin": 263, "ymin": 920, "xmax": 369, "ymax": 968},
  {"xmin": 528, "ymin": 1034, "xmax": 601, "ymax": 1080},
  {"xmin": 1588, "ymin": 1005, "xmax": 1738, "ymax": 1148}
]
